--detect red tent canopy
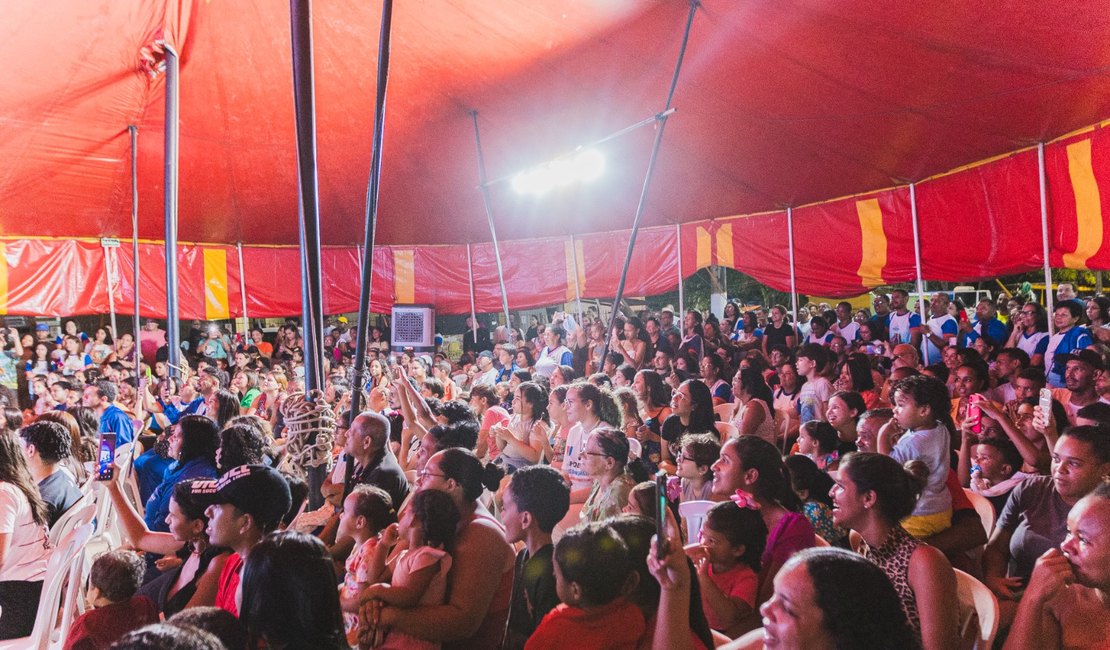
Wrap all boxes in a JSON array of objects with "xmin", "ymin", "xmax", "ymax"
[{"xmin": 3, "ymin": 2, "xmax": 1110, "ymax": 317}]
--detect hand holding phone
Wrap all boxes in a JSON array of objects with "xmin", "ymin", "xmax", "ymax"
[
  {"xmin": 95, "ymin": 432, "xmax": 117, "ymax": 481},
  {"xmin": 654, "ymin": 470, "xmax": 668, "ymax": 560},
  {"xmin": 967, "ymin": 394, "xmax": 983, "ymax": 435}
]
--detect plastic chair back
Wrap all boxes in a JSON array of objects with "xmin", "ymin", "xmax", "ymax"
[
  {"xmin": 678, "ymin": 499, "xmax": 715, "ymax": 544},
  {"xmin": 627, "ymin": 437, "xmax": 642, "ymax": 460},
  {"xmin": 714, "ymin": 421, "xmax": 739, "ymax": 442},
  {"xmin": 713, "ymin": 403, "xmax": 735, "ymax": 423},
  {"xmin": 963, "ymin": 488, "xmax": 996, "ymax": 538},
  {"xmin": 47, "ymin": 496, "xmax": 94, "ymax": 546},
  {"xmin": 954, "ymin": 568, "xmax": 999, "ymax": 649}
]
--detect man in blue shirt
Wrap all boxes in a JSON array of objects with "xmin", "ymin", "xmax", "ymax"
[
  {"xmin": 959, "ymin": 298, "xmax": 1009, "ymax": 349},
  {"xmin": 83, "ymin": 380, "xmax": 135, "ymax": 445}
]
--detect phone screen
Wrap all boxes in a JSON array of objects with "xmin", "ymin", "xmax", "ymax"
[
  {"xmin": 654, "ymin": 470, "xmax": 668, "ymax": 559},
  {"xmin": 96, "ymin": 433, "xmax": 117, "ymax": 481},
  {"xmin": 1039, "ymin": 388, "xmax": 1053, "ymax": 417}
]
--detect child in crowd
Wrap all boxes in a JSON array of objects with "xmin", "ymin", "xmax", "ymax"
[
  {"xmin": 526, "ymin": 523, "xmax": 645, "ymax": 649},
  {"xmin": 796, "ymin": 421, "xmax": 841, "ymax": 471},
  {"xmin": 878, "ymin": 375, "xmax": 953, "ymax": 538},
  {"xmin": 784, "ymin": 455, "xmax": 848, "ymax": 547},
  {"xmin": 501, "ymin": 466, "xmax": 571, "ymax": 650},
  {"xmin": 337, "ymin": 485, "xmax": 397, "ymax": 648},
  {"xmin": 65, "ymin": 550, "xmax": 160, "ymax": 650},
  {"xmin": 970, "ymin": 438, "xmax": 1030, "ymax": 514},
  {"xmin": 362, "ymin": 489, "xmax": 459, "ymax": 649},
  {"xmin": 624, "ymin": 481, "xmax": 655, "ymax": 517},
  {"xmin": 666, "ymin": 433, "xmax": 719, "ymax": 505},
  {"xmin": 686, "ymin": 500, "xmax": 766, "ymax": 639},
  {"xmin": 796, "ymin": 344, "xmax": 833, "ymax": 423}
]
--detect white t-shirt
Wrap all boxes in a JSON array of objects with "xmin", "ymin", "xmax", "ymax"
[
  {"xmin": 563, "ymin": 421, "xmax": 598, "ymax": 491},
  {"xmin": 924, "ymin": 314, "xmax": 957, "ymax": 365},
  {"xmin": 835, "ymin": 321, "xmax": 860, "ymax": 342},
  {"xmin": 0, "ymin": 482, "xmax": 50, "ymax": 582}
]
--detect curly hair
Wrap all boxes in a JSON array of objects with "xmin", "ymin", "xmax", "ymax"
[{"xmin": 568, "ymin": 382, "xmax": 622, "ymax": 428}]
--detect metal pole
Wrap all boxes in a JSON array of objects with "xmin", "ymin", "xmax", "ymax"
[
  {"xmin": 909, "ymin": 183, "xmax": 930, "ymax": 364},
  {"xmin": 1038, "ymin": 143, "xmax": 1055, "ymax": 335},
  {"xmin": 569, "ymin": 235, "xmax": 583, "ymax": 325},
  {"xmin": 786, "ymin": 207, "xmax": 799, "ymax": 327},
  {"xmin": 163, "ymin": 44, "xmax": 181, "ymax": 376},
  {"xmin": 466, "ymin": 244, "xmax": 478, "ymax": 344},
  {"xmin": 236, "ymin": 242, "xmax": 249, "ymax": 331},
  {"xmin": 601, "ymin": 1, "xmax": 699, "ymax": 363},
  {"xmin": 676, "ymin": 224, "xmax": 685, "ymax": 316},
  {"xmin": 104, "ymin": 245, "xmax": 118, "ymax": 339},
  {"xmin": 470, "ymin": 111, "xmax": 511, "ymax": 326},
  {"xmin": 129, "ymin": 125, "xmax": 141, "ymax": 372},
  {"xmin": 349, "ymin": 0, "xmax": 393, "ymax": 424}
]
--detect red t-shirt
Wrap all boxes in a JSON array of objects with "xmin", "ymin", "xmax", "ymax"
[
  {"xmin": 704, "ymin": 563, "xmax": 758, "ymax": 631},
  {"xmin": 525, "ymin": 598, "xmax": 645, "ymax": 650},
  {"xmin": 64, "ymin": 595, "xmax": 159, "ymax": 650},
  {"xmin": 216, "ymin": 552, "xmax": 244, "ymax": 617}
]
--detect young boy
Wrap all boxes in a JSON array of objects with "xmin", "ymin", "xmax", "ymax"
[
  {"xmin": 970, "ymin": 438, "xmax": 1030, "ymax": 514},
  {"xmin": 796, "ymin": 344, "xmax": 832, "ymax": 423},
  {"xmin": 525, "ymin": 523, "xmax": 645, "ymax": 649},
  {"xmin": 501, "ymin": 465, "xmax": 570, "ymax": 650},
  {"xmin": 65, "ymin": 550, "xmax": 160, "ymax": 650}
]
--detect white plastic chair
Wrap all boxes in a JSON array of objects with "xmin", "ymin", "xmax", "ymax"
[
  {"xmin": 47, "ymin": 496, "xmax": 95, "ymax": 546},
  {"xmin": 0, "ymin": 521, "xmax": 94, "ymax": 650},
  {"xmin": 963, "ymin": 488, "xmax": 996, "ymax": 538},
  {"xmin": 954, "ymin": 568, "xmax": 1000, "ymax": 650},
  {"xmin": 714, "ymin": 421, "xmax": 739, "ymax": 441},
  {"xmin": 627, "ymin": 437, "xmax": 642, "ymax": 460},
  {"xmin": 713, "ymin": 403, "xmax": 735, "ymax": 423},
  {"xmin": 678, "ymin": 499, "xmax": 715, "ymax": 544}
]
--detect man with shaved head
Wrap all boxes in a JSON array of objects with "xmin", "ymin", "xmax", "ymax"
[{"xmin": 345, "ymin": 411, "xmax": 409, "ymax": 509}]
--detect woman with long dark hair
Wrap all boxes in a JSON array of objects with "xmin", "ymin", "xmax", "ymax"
[
  {"xmin": 661, "ymin": 380, "xmax": 717, "ymax": 471},
  {"xmin": 726, "ymin": 367, "xmax": 776, "ymax": 444},
  {"xmin": 633, "ymin": 369, "xmax": 672, "ymax": 474},
  {"xmin": 0, "ymin": 432, "xmax": 51, "ymax": 639},
  {"xmin": 143, "ymin": 415, "xmax": 220, "ymax": 533},
  {"xmin": 492, "ymin": 381, "xmax": 549, "ymax": 472},
  {"xmin": 241, "ymin": 531, "xmax": 345, "ymax": 649}
]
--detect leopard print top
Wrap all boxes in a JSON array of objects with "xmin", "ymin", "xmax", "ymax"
[{"xmin": 860, "ymin": 525, "xmax": 921, "ymax": 638}]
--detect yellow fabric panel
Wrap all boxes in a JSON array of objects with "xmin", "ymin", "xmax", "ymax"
[
  {"xmin": 1062, "ymin": 138, "xmax": 1104, "ymax": 269},
  {"xmin": 203, "ymin": 248, "xmax": 229, "ymax": 320},
  {"xmin": 394, "ymin": 249, "xmax": 415, "ymax": 304},
  {"xmin": 0, "ymin": 243, "xmax": 7, "ymax": 315},
  {"xmin": 855, "ymin": 199, "xmax": 887, "ymax": 287},
  {"xmin": 715, "ymin": 223, "xmax": 734, "ymax": 268},
  {"xmin": 575, "ymin": 239, "xmax": 586, "ymax": 297},
  {"xmin": 696, "ymin": 226, "xmax": 712, "ymax": 269}
]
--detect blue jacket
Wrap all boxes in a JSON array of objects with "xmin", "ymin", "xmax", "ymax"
[
  {"xmin": 144, "ymin": 457, "xmax": 218, "ymax": 532},
  {"xmin": 99, "ymin": 404, "xmax": 135, "ymax": 445}
]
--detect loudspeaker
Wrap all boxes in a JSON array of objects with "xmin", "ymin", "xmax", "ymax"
[{"xmin": 390, "ymin": 305, "xmax": 435, "ymax": 349}]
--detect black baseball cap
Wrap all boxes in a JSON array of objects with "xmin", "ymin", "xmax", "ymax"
[
  {"xmin": 1057, "ymin": 349, "xmax": 1106, "ymax": 372},
  {"xmin": 191, "ymin": 465, "xmax": 291, "ymax": 530}
]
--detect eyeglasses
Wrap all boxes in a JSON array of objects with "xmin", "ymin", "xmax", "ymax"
[
  {"xmin": 679, "ymin": 453, "xmax": 696, "ymax": 463},
  {"xmin": 418, "ymin": 469, "xmax": 447, "ymax": 481},
  {"xmin": 582, "ymin": 451, "xmax": 608, "ymax": 458}
]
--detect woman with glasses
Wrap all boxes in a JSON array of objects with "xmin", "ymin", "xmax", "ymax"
[
  {"xmin": 1005, "ymin": 302, "xmax": 1049, "ymax": 368},
  {"xmin": 376, "ymin": 448, "xmax": 513, "ymax": 648},
  {"xmin": 579, "ymin": 427, "xmax": 636, "ymax": 524}
]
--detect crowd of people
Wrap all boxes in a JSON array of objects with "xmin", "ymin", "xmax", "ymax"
[{"xmin": 0, "ymin": 280, "xmax": 1108, "ymax": 648}]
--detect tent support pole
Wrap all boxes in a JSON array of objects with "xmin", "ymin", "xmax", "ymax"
[
  {"xmin": 347, "ymin": 0, "xmax": 393, "ymax": 499},
  {"xmin": 163, "ymin": 45, "xmax": 181, "ymax": 377},
  {"xmin": 466, "ymin": 244, "xmax": 478, "ymax": 343},
  {"xmin": 105, "ymin": 246, "xmax": 118, "ymax": 339},
  {"xmin": 1038, "ymin": 143, "xmax": 1055, "ymax": 335},
  {"xmin": 290, "ymin": 0, "xmax": 330, "ymax": 507},
  {"xmin": 786, "ymin": 207, "xmax": 799, "ymax": 327},
  {"xmin": 470, "ymin": 111, "xmax": 511, "ymax": 327},
  {"xmin": 601, "ymin": 0, "xmax": 698, "ymax": 363},
  {"xmin": 676, "ymin": 224, "xmax": 685, "ymax": 316},
  {"xmin": 910, "ymin": 183, "xmax": 930, "ymax": 364},
  {"xmin": 236, "ymin": 242, "xmax": 248, "ymax": 330},
  {"xmin": 569, "ymin": 235, "xmax": 583, "ymax": 324},
  {"xmin": 129, "ymin": 125, "xmax": 141, "ymax": 371}
]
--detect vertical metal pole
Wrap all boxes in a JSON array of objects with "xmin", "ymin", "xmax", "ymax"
[
  {"xmin": 676, "ymin": 223, "xmax": 685, "ymax": 316},
  {"xmin": 163, "ymin": 45, "xmax": 181, "ymax": 377},
  {"xmin": 466, "ymin": 244, "xmax": 478, "ymax": 344},
  {"xmin": 569, "ymin": 235, "xmax": 583, "ymax": 324},
  {"xmin": 909, "ymin": 183, "xmax": 930, "ymax": 364},
  {"xmin": 104, "ymin": 246, "xmax": 119, "ymax": 338},
  {"xmin": 1038, "ymin": 143, "xmax": 1055, "ymax": 335},
  {"xmin": 786, "ymin": 207, "xmax": 799, "ymax": 326},
  {"xmin": 600, "ymin": 1, "xmax": 699, "ymax": 363},
  {"xmin": 349, "ymin": 0, "xmax": 393, "ymax": 426},
  {"xmin": 470, "ymin": 112, "xmax": 511, "ymax": 326},
  {"xmin": 236, "ymin": 242, "xmax": 249, "ymax": 330},
  {"xmin": 129, "ymin": 125, "xmax": 141, "ymax": 371},
  {"xmin": 290, "ymin": 0, "xmax": 326, "ymax": 397}
]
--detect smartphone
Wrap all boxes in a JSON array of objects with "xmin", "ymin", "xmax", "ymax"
[
  {"xmin": 96, "ymin": 432, "xmax": 117, "ymax": 481},
  {"xmin": 967, "ymin": 393, "xmax": 983, "ymax": 435},
  {"xmin": 654, "ymin": 470, "xmax": 668, "ymax": 559},
  {"xmin": 1039, "ymin": 387, "xmax": 1053, "ymax": 417}
]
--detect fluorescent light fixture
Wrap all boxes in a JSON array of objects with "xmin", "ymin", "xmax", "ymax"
[{"xmin": 511, "ymin": 148, "xmax": 606, "ymax": 195}]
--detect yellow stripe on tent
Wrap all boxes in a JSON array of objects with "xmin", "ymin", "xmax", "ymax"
[
  {"xmin": 715, "ymin": 223, "xmax": 734, "ymax": 268},
  {"xmin": 203, "ymin": 248, "xmax": 230, "ymax": 320},
  {"xmin": 1062, "ymin": 139, "xmax": 1104, "ymax": 269},
  {"xmin": 856, "ymin": 199, "xmax": 887, "ymax": 287},
  {"xmin": 696, "ymin": 226, "xmax": 712, "ymax": 269},
  {"xmin": 0, "ymin": 243, "xmax": 7, "ymax": 315},
  {"xmin": 394, "ymin": 249, "xmax": 415, "ymax": 304}
]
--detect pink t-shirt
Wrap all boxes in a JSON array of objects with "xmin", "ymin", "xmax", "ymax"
[
  {"xmin": 342, "ymin": 537, "xmax": 380, "ymax": 646},
  {"xmin": 482, "ymin": 406, "xmax": 510, "ymax": 460},
  {"xmin": 704, "ymin": 563, "xmax": 758, "ymax": 632}
]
